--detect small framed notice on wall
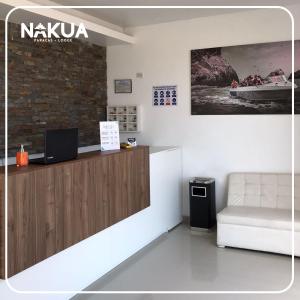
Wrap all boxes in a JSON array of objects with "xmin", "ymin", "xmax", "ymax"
[
  {"xmin": 99, "ymin": 121, "xmax": 120, "ymax": 151},
  {"xmin": 114, "ymin": 79, "xmax": 132, "ymax": 93},
  {"xmin": 153, "ymin": 85, "xmax": 177, "ymax": 106}
]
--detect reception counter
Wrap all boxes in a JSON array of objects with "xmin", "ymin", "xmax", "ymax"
[
  {"xmin": 0, "ymin": 146, "xmax": 182, "ymax": 299},
  {"xmin": 0, "ymin": 146, "xmax": 150, "ymax": 278}
]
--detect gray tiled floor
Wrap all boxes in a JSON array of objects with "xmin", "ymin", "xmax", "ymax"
[{"xmin": 73, "ymin": 225, "xmax": 299, "ymax": 300}]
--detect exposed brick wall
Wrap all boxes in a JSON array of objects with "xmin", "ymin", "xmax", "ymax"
[
  {"xmin": 0, "ymin": 22, "xmax": 4, "ymax": 158},
  {"xmin": 0, "ymin": 21, "xmax": 107, "ymax": 157}
]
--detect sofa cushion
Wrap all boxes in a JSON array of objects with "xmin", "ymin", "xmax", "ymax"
[
  {"xmin": 228, "ymin": 173, "xmax": 300, "ymax": 210},
  {"xmin": 217, "ymin": 206, "xmax": 300, "ymax": 232}
]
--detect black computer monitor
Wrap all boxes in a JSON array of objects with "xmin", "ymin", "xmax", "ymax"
[
  {"xmin": 45, "ymin": 128, "xmax": 78, "ymax": 163},
  {"xmin": 30, "ymin": 128, "xmax": 78, "ymax": 164}
]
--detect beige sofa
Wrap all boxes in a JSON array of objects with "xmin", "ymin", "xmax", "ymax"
[{"xmin": 217, "ymin": 173, "xmax": 300, "ymax": 256}]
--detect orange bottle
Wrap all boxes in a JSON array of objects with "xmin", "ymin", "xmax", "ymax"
[{"xmin": 16, "ymin": 144, "xmax": 28, "ymax": 167}]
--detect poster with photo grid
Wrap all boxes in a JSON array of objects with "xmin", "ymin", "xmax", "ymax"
[{"xmin": 153, "ymin": 85, "xmax": 177, "ymax": 106}]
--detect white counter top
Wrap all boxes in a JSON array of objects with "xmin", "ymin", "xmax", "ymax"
[{"xmin": 149, "ymin": 146, "xmax": 179, "ymax": 154}]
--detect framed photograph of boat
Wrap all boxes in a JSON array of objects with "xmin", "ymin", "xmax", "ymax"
[{"xmin": 191, "ymin": 40, "xmax": 300, "ymax": 115}]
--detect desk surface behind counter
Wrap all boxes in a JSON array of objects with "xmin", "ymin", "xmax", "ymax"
[
  {"xmin": 0, "ymin": 146, "xmax": 149, "ymax": 175},
  {"xmin": 0, "ymin": 146, "xmax": 150, "ymax": 278}
]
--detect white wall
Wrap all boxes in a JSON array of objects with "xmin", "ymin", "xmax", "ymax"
[{"xmin": 107, "ymin": 6, "xmax": 300, "ymax": 215}]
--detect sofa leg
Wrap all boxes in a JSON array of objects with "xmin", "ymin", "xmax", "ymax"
[{"xmin": 217, "ymin": 245, "xmax": 225, "ymax": 248}]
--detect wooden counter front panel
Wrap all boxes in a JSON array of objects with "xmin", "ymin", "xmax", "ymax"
[
  {"xmin": 35, "ymin": 168, "xmax": 56, "ymax": 266},
  {"xmin": 94, "ymin": 156, "xmax": 109, "ymax": 232},
  {"xmin": 8, "ymin": 173, "xmax": 36, "ymax": 277},
  {"xmin": 109, "ymin": 153, "xmax": 128, "ymax": 225},
  {"xmin": 53, "ymin": 164, "xmax": 74, "ymax": 252},
  {"xmin": 108, "ymin": 148, "xmax": 150, "ymax": 226},
  {"xmin": 1, "ymin": 146, "xmax": 150, "ymax": 278},
  {"xmin": 127, "ymin": 149, "xmax": 150, "ymax": 217}
]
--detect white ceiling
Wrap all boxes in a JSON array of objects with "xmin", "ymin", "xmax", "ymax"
[
  {"xmin": 64, "ymin": 7, "xmax": 250, "ymax": 29},
  {"xmin": 43, "ymin": 0, "xmax": 300, "ymax": 28},
  {"xmin": 1, "ymin": 0, "xmax": 298, "ymax": 46}
]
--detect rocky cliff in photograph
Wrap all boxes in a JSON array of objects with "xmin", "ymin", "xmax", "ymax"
[{"xmin": 191, "ymin": 48, "xmax": 239, "ymax": 87}]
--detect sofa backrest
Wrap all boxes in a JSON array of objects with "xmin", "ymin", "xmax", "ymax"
[{"xmin": 228, "ymin": 173, "xmax": 300, "ymax": 210}]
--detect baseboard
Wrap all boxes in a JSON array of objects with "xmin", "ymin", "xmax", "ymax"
[{"xmin": 182, "ymin": 215, "xmax": 190, "ymax": 225}]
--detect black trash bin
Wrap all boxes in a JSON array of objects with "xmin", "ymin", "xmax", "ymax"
[{"xmin": 189, "ymin": 177, "xmax": 216, "ymax": 230}]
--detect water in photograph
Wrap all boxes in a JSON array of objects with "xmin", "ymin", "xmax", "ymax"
[{"xmin": 191, "ymin": 85, "xmax": 294, "ymax": 115}]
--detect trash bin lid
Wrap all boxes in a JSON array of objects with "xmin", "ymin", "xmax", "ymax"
[{"xmin": 190, "ymin": 177, "xmax": 215, "ymax": 184}]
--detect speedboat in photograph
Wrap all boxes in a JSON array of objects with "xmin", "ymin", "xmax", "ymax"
[{"xmin": 230, "ymin": 75, "xmax": 297, "ymax": 101}]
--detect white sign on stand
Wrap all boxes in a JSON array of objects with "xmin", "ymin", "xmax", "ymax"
[{"xmin": 99, "ymin": 121, "xmax": 120, "ymax": 151}]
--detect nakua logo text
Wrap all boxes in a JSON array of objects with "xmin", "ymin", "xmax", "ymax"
[{"xmin": 21, "ymin": 22, "xmax": 88, "ymax": 43}]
